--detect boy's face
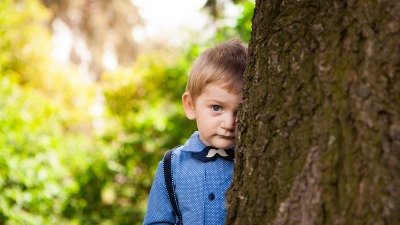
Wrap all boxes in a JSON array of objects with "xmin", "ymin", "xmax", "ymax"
[{"xmin": 183, "ymin": 84, "xmax": 242, "ymax": 149}]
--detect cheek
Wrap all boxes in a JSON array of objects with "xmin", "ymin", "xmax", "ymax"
[
  {"xmin": 197, "ymin": 116, "xmax": 209, "ymax": 128},
  {"xmin": 196, "ymin": 115, "xmax": 214, "ymax": 131}
]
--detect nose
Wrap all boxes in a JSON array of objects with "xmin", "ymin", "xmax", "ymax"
[{"xmin": 221, "ymin": 113, "xmax": 236, "ymax": 131}]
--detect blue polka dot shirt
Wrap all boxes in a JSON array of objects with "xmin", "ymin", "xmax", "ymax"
[{"xmin": 143, "ymin": 131, "xmax": 234, "ymax": 225}]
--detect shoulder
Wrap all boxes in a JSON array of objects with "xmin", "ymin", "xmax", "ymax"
[
  {"xmin": 167, "ymin": 131, "xmax": 205, "ymax": 168},
  {"xmin": 170, "ymin": 145, "xmax": 204, "ymax": 176},
  {"xmin": 170, "ymin": 145, "xmax": 190, "ymax": 164}
]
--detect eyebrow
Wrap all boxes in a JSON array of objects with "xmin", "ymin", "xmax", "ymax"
[{"xmin": 204, "ymin": 99, "xmax": 228, "ymax": 106}]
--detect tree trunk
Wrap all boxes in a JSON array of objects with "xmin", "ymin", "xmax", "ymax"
[{"xmin": 226, "ymin": 0, "xmax": 400, "ymax": 224}]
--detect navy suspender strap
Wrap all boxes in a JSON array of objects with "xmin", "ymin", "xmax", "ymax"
[{"xmin": 163, "ymin": 149, "xmax": 182, "ymax": 225}]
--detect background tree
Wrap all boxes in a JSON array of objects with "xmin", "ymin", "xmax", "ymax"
[
  {"xmin": 40, "ymin": 0, "xmax": 141, "ymax": 80},
  {"xmin": 226, "ymin": 0, "xmax": 400, "ymax": 224}
]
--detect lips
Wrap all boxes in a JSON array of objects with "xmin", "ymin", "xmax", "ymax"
[{"xmin": 218, "ymin": 135, "xmax": 235, "ymax": 140}]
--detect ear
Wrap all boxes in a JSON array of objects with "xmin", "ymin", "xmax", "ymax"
[{"xmin": 182, "ymin": 92, "xmax": 196, "ymax": 120}]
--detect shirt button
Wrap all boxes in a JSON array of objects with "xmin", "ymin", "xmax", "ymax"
[{"xmin": 208, "ymin": 193, "xmax": 215, "ymax": 201}]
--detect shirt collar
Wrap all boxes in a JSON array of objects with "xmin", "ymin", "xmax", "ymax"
[{"xmin": 181, "ymin": 131, "xmax": 207, "ymax": 153}]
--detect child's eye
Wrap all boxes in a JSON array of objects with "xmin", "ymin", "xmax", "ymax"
[{"xmin": 212, "ymin": 105, "xmax": 222, "ymax": 111}]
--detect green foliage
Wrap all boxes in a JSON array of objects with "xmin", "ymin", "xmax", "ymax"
[
  {"xmin": 0, "ymin": 0, "xmax": 51, "ymax": 86},
  {"xmin": 0, "ymin": 0, "xmax": 102, "ymax": 224},
  {"xmin": 0, "ymin": 78, "xmax": 81, "ymax": 224},
  {"xmin": 214, "ymin": 0, "xmax": 255, "ymax": 43}
]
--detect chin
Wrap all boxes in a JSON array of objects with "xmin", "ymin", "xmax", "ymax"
[{"xmin": 213, "ymin": 142, "xmax": 235, "ymax": 150}]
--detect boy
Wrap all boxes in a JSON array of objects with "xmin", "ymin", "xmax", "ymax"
[{"xmin": 143, "ymin": 39, "xmax": 247, "ymax": 225}]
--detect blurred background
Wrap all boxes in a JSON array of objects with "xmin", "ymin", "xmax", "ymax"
[{"xmin": 0, "ymin": 0, "xmax": 254, "ymax": 224}]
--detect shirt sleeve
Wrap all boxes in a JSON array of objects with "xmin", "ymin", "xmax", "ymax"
[{"xmin": 142, "ymin": 160, "xmax": 176, "ymax": 225}]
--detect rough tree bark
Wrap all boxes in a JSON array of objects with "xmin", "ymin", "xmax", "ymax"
[{"xmin": 226, "ymin": 0, "xmax": 400, "ymax": 224}]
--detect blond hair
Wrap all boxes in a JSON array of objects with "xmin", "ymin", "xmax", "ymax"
[{"xmin": 185, "ymin": 39, "xmax": 248, "ymax": 100}]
